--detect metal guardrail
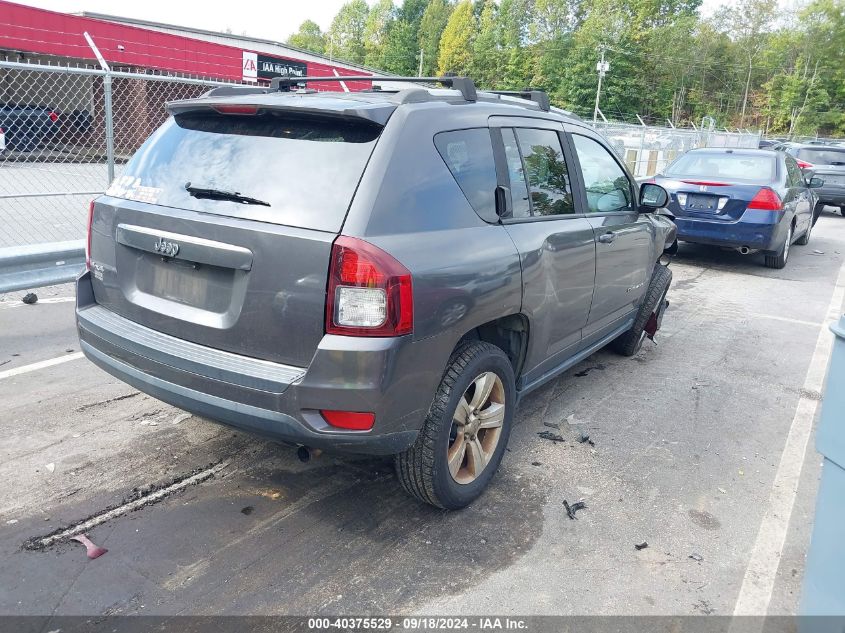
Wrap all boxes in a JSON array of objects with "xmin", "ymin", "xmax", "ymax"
[{"xmin": 0, "ymin": 241, "xmax": 85, "ymax": 293}]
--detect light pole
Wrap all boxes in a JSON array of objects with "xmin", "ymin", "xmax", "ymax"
[{"xmin": 593, "ymin": 47, "xmax": 609, "ymax": 125}]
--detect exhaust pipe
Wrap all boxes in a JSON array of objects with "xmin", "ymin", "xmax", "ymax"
[
  {"xmin": 296, "ymin": 446, "xmax": 322, "ymax": 463},
  {"xmin": 738, "ymin": 246, "xmax": 751, "ymax": 255}
]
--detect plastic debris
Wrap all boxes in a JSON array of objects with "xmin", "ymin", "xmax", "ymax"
[
  {"xmin": 578, "ymin": 432, "xmax": 595, "ymax": 447},
  {"xmin": 171, "ymin": 413, "xmax": 192, "ymax": 425},
  {"xmin": 6, "ymin": 519, "xmax": 18, "ymax": 525},
  {"xmin": 718, "ymin": 487, "xmax": 727, "ymax": 494},
  {"xmin": 241, "ymin": 506, "xmax": 254, "ymax": 515},
  {"xmin": 689, "ymin": 553, "xmax": 704, "ymax": 562},
  {"xmin": 71, "ymin": 534, "xmax": 108, "ymax": 559},
  {"xmin": 564, "ymin": 500, "xmax": 587, "ymax": 520},
  {"xmin": 21, "ymin": 293, "xmax": 38, "ymax": 305},
  {"xmin": 538, "ymin": 431, "xmax": 565, "ymax": 443},
  {"xmin": 635, "ymin": 542, "xmax": 649, "ymax": 550},
  {"xmin": 531, "ymin": 461, "xmax": 542, "ymax": 466},
  {"xmin": 45, "ymin": 463, "xmax": 55, "ymax": 473},
  {"xmin": 543, "ymin": 421, "xmax": 560, "ymax": 430}
]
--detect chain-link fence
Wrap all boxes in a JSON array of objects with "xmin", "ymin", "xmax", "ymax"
[
  {"xmin": 593, "ymin": 121, "xmax": 761, "ymax": 179},
  {"xmin": 0, "ymin": 61, "xmax": 238, "ymax": 249}
]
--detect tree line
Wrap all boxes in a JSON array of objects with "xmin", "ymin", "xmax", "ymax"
[{"xmin": 286, "ymin": 0, "xmax": 845, "ymax": 137}]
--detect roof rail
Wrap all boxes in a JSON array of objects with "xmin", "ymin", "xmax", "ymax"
[
  {"xmin": 488, "ymin": 90, "xmax": 550, "ymax": 112},
  {"xmin": 269, "ymin": 75, "xmax": 477, "ymax": 102}
]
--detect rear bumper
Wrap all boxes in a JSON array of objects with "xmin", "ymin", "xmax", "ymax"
[
  {"xmin": 815, "ymin": 185, "xmax": 845, "ymax": 207},
  {"xmin": 75, "ymin": 272, "xmax": 441, "ymax": 455},
  {"xmin": 674, "ymin": 209, "xmax": 785, "ymax": 251}
]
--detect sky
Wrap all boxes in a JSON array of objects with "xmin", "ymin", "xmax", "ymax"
[{"xmin": 13, "ymin": 0, "xmax": 735, "ymax": 43}]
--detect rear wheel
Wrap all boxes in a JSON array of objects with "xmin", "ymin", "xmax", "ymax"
[
  {"xmin": 764, "ymin": 223, "xmax": 792, "ymax": 269},
  {"xmin": 796, "ymin": 219, "xmax": 812, "ymax": 246},
  {"xmin": 395, "ymin": 341, "xmax": 515, "ymax": 510},
  {"xmin": 612, "ymin": 264, "xmax": 672, "ymax": 357}
]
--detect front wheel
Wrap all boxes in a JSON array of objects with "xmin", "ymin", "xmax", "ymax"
[
  {"xmin": 395, "ymin": 341, "xmax": 515, "ymax": 510},
  {"xmin": 612, "ymin": 264, "xmax": 673, "ymax": 357}
]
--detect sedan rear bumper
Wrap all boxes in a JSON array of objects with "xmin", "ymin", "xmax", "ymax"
[{"xmin": 674, "ymin": 209, "xmax": 785, "ymax": 252}]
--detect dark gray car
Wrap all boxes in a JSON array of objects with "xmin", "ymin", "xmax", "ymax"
[
  {"xmin": 784, "ymin": 144, "xmax": 845, "ymax": 220},
  {"xmin": 76, "ymin": 77, "xmax": 676, "ymax": 509}
]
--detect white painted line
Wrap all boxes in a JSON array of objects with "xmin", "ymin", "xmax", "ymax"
[
  {"xmin": 749, "ymin": 313, "xmax": 824, "ymax": 328},
  {"xmin": 0, "ymin": 352, "xmax": 84, "ymax": 380},
  {"xmin": 28, "ymin": 461, "xmax": 229, "ymax": 549},
  {"xmin": 733, "ymin": 260, "xmax": 845, "ymax": 616},
  {"xmin": 0, "ymin": 296, "xmax": 75, "ymax": 310}
]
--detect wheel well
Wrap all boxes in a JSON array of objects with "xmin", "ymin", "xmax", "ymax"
[{"xmin": 457, "ymin": 314, "xmax": 529, "ymax": 378}]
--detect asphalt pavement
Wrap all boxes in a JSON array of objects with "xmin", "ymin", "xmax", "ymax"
[{"xmin": 1, "ymin": 209, "xmax": 844, "ymax": 617}]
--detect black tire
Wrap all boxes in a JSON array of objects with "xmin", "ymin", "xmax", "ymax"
[
  {"xmin": 764, "ymin": 223, "xmax": 792, "ymax": 269},
  {"xmin": 395, "ymin": 341, "xmax": 515, "ymax": 510},
  {"xmin": 796, "ymin": 219, "xmax": 811, "ymax": 246},
  {"xmin": 839, "ymin": 206, "xmax": 845, "ymax": 217},
  {"xmin": 611, "ymin": 264, "xmax": 672, "ymax": 357},
  {"xmin": 812, "ymin": 202, "xmax": 824, "ymax": 226}
]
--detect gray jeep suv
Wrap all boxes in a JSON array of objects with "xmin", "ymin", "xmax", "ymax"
[{"xmin": 76, "ymin": 76, "xmax": 676, "ymax": 509}]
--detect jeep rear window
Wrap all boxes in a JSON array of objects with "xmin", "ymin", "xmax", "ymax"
[
  {"xmin": 665, "ymin": 153, "xmax": 775, "ymax": 182},
  {"xmin": 107, "ymin": 111, "xmax": 381, "ymax": 232},
  {"xmin": 434, "ymin": 128, "xmax": 497, "ymax": 219}
]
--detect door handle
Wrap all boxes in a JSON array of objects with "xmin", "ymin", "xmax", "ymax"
[{"xmin": 598, "ymin": 232, "xmax": 616, "ymax": 244}]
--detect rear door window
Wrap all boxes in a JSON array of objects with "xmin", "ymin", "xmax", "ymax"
[
  {"xmin": 434, "ymin": 128, "xmax": 498, "ymax": 221},
  {"xmin": 107, "ymin": 111, "xmax": 381, "ymax": 232},
  {"xmin": 515, "ymin": 128, "xmax": 576, "ymax": 216},
  {"xmin": 796, "ymin": 148, "xmax": 845, "ymax": 165}
]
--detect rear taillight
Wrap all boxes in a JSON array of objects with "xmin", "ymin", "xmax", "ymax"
[
  {"xmin": 748, "ymin": 187, "xmax": 782, "ymax": 211},
  {"xmin": 48, "ymin": 111, "xmax": 58, "ymax": 123},
  {"xmin": 321, "ymin": 410, "xmax": 375, "ymax": 431},
  {"xmin": 326, "ymin": 236, "xmax": 413, "ymax": 337},
  {"xmin": 86, "ymin": 200, "xmax": 94, "ymax": 270},
  {"xmin": 796, "ymin": 159, "xmax": 814, "ymax": 169}
]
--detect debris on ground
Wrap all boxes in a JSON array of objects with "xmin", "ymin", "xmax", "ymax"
[
  {"xmin": 171, "ymin": 413, "xmax": 192, "ymax": 425},
  {"xmin": 538, "ymin": 431, "xmax": 566, "ymax": 443},
  {"xmin": 241, "ymin": 506, "xmax": 254, "ymax": 515},
  {"xmin": 718, "ymin": 487, "xmax": 727, "ymax": 494},
  {"xmin": 45, "ymin": 463, "xmax": 55, "ymax": 473},
  {"xmin": 689, "ymin": 553, "xmax": 704, "ymax": 562},
  {"xmin": 812, "ymin": 250, "xmax": 824, "ymax": 255},
  {"xmin": 543, "ymin": 421, "xmax": 560, "ymax": 430},
  {"xmin": 574, "ymin": 364, "xmax": 605, "ymax": 378},
  {"xmin": 6, "ymin": 519, "xmax": 18, "ymax": 525},
  {"xmin": 563, "ymin": 500, "xmax": 587, "ymax": 520},
  {"xmin": 71, "ymin": 534, "xmax": 108, "ymax": 559},
  {"xmin": 578, "ymin": 432, "xmax": 595, "ymax": 447},
  {"xmin": 531, "ymin": 461, "xmax": 542, "ymax": 466},
  {"xmin": 635, "ymin": 542, "xmax": 649, "ymax": 550},
  {"xmin": 21, "ymin": 293, "xmax": 38, "ymax": 305}
]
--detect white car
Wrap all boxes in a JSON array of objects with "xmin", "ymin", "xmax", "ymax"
[{"xmin": 0, "ymin": 127, "xmax": 6, "ymax": 153}]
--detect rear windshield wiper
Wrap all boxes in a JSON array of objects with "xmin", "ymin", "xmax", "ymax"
[{"xmin": 185, "ymin": 183, "xmax": 270, "ymax": 207}]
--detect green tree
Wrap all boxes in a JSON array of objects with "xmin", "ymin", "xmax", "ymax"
[
  {"xmin": 470, "ymin": 0, "xmax": 501, "ymax": 88},
  {"xmin": 364, "ymin": 0, "xmax": 396, "ymax": 68},
  {"xmin": 419, "ymin": 0, "xmax": 454, "ymax": 75},
  {"xmin": 327, "ymin": 0, "xmax": 369, "ymax": 64},
  {"xmin": 286, "ymin": 20, "xmax": 326, "ymax": 54},
  {"xmin": 438, "ymin": 0, "xmax": 476, "ymax": 75},
  {"xmin": 382, "ymin": 18, "xmax": 419, "ymax": 74}
]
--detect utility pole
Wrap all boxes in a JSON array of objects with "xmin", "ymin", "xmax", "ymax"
[
  {"xmin": 593, "ymin": 46, "xmax": 609, "ymax": 125},
  {"xmin": 418, "ymin": 48, "xmax": 424, "ymax": 76}
]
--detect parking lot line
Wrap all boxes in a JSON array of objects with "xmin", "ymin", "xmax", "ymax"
[
  {"xmin": 733, "ymin": 260, "xmax": 845, "ymax": 616},
  {"xmin": 0, "ymin": 351, "xmax": 84, "ymax": 380},
  {"xmin": 0, "ymin": 296, "xmax": 75, "ymax": 310}
]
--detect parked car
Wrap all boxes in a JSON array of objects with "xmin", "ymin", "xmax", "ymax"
[
  {"xmin": 782, "ymin": 143, "xmax": 845, "ymax": 219},
  {"xmin": 648, "ymin": 147, "xmax": 822, "ymax": 269},
  {"xmin": 76, "ymin": 78, "xmax": 676, "ymax": 509},
  {"xmin": 0, "ymin": 101, "xmax": 60, "ymax": 152}
]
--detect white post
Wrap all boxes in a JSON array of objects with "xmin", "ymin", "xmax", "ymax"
[
  {"xmin": 593, "ymin": 47, "xmax": 608, "ymax": 125},
  {"xmin": 418, "ymin": 48, "xmax": 424, "ymax": 76}
]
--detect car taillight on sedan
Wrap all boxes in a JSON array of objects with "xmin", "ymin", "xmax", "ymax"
[
  {"xmin": 85, "ymin": 200, "xmax": 94, "ymax": 270},
  {"xmin": 796, "ymin": 159, "xmax": 814, "ymax": 169},
  {"xmin": 747, "ymin": 187, "xmax": 783, "ymax": 211},
  {"xmin": 326, "ymin": 236, "xmax": 413, "ymax": 337}
]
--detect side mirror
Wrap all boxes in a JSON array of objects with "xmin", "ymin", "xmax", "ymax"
[
  {"xmin": 808, "ymin": 177, "xmax": 825, "ymax": 188},
  {"xmin": 639, "ymin": 182, "xmax": 669, "ymax": 211}
]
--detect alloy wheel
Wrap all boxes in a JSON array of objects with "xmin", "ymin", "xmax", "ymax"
[{"xmin": 447, "ymin": 372, "xmax": 505, "ymax": 484}]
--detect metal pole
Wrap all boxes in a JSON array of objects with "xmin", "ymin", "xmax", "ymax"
[
  {"xmin": 593, "ymin": 47, "xmax": 606, "ymax": 125},
  {"xmin": 103, "ymin": 73, "xmax": 115, "ymax": 184},
  {"xmin": 418, "ymin": 48, "xmax": 424, "ymax": 76}
]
